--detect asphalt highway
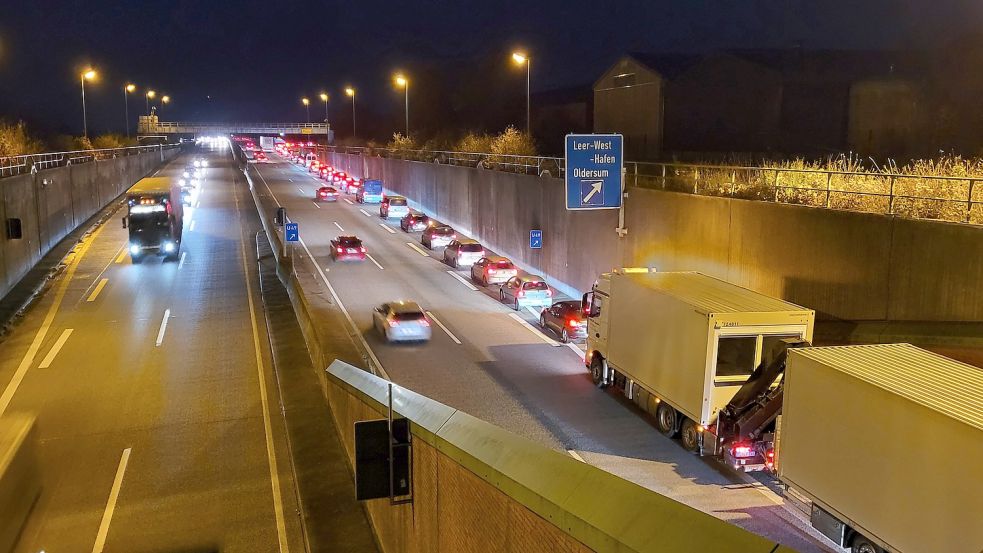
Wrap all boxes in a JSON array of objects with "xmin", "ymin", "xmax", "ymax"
[
  {"xmin": 252, "ymin": 156, "xmax": 837, "ymax": 553},
  {"xmin": 0, "ymin": 145, "xmax": 303, "ymax": 552}
]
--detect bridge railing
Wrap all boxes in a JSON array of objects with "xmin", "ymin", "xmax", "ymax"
[
  {"xmin": 141, "ymin": 120, "xmax": 329, "ymax": 134},
  {"xmin": 321, "ymin": 145, "xmax": 983, "ymax": 225},
  {"xmin": 0, "ymin": 144, "xmax": 178, "ymax": 178}
]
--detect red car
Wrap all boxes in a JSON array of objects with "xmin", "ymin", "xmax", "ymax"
[
  {"xmin": 252, "ymin": 151, "xmax": 268, "ymax": 163},
  {"xmin": 317, "ymin": 186, "xmax": 339, "ymax": 202},
  {"xmin": 309, "ymin": 160, "xmax": 321, "ymax": 173},
  {"xmin": 330, "ymin": 235, "xmax": 366, "ymax": 261},
  {"xmin": 344, "ymin": 177, "xmax": 361, "ymax": 195}
]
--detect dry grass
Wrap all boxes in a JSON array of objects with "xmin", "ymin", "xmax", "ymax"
[{"xmin": 633, "ymin": 154, "xmax": 983, "ymax": 225}]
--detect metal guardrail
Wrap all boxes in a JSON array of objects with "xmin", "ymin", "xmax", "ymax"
[
  {"xmin": 320, "ymin": 145, "xmax": 983, "ymax": 225},
  {"xmin": 0, "ymin": 144, "xmax": 178, "ymax": 178}
]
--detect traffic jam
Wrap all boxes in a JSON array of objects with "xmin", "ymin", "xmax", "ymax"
[{"xmin": 240, "ymin": 137, "xmax": 587, "ymax": 345}]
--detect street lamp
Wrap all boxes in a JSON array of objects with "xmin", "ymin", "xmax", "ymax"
[
  {"xmin": 345, "ymin": 87, "xmax": 356, "ymax": 138},
  {"xmin": 123, "ymin": 83, "xmax": 136, "ymax": 138},
  {"xmin": 146, "ymin": 89, "xmax": 156, "ymax": 115},
  {"xmin": 302, "ymin": 97, "xmax": 310, "ymax": 123},
  {"xmin": 319, "ymin": 92, "xmax": 329, "ymax": 128},
  {"xmin": 512, "ymin": 52, "xmax": 530, "ymax": 134},
  {"xmin": 161, "ymin": 95, "xmax": 170, "ymax": 117},
  {"xmin": 393, "ymin": 74, "xmax": 409, "ymax": 136},
  {"xmin": 80, "ymin": 69, "xmax": 97, "ymax": 138}
]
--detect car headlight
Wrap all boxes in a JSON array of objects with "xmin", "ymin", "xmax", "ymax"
[
  {"xmin": 163, "ymin": 242, "xmax": 176, "ymax": 253},
  {"xmin": 129, "ymin": 244, "xmax": 141, "ymax": 255}
]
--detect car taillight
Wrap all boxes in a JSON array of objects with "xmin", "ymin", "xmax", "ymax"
[
  {"xmin": 567, "ymin": 319, "xmax": 581, "ymax": 328},
  {"xmin": 359, "ymin": 247, "xmax": 366, "ymax": 253},
  {"xmin": 451, "ymin": 234, "xmax": 457, "ymax": 239},
  {"xmin": 336, "ymin": 247, "xmax": 343, "ymax": 253},
  {"xmin": 517, "ymin": 290, "xmax": 525, "ymax": 298},
  {"xmin": 765, "ymin": 448, "xmax": 775, "ymax": 469},
  {"xmin": 545, "ymin": 290, "xmax": 552, "ymax": 296},
  {"xmin": 419, "ymin": 319, "xmax": 430, "ymax": 327}
]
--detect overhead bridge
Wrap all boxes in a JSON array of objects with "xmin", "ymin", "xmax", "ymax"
[{"xmin": 137, "ymin": 116, "xmax": 329, "ymax": 136}]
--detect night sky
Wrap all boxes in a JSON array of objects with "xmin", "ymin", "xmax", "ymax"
[{"xmin": 1, "ymin": 0, "xmax": 980, "ymax": 140}]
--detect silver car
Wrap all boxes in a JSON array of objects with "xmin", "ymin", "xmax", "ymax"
[
  {"xmin": 499, "ymin": 275, "xmax": 553, "ymax": 310},
  {"xmin": 372, "ymin": 301, "xmax": 432, "ymax": 343},
  {"xmin": 443, "ymin": 239, "xmax": 485, "ymax": 267}
]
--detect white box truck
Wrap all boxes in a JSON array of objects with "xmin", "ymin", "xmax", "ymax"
[
  {"xmin": 583, "ymin": 270, "xmax": 815, "ymax": 470},
  {"xmin": 778, "ymin": 344, "xmax": 983, "ymax": 553},
  {"xmin": 260, "ymin": 136, "xmax": 275, "ymax": 151}
]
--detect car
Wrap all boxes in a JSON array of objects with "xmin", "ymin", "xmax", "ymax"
[
  {"xmin": 443, "ymin": 239, "xmax": 485, "ymax": 267},
  {"xmin": 319, "ymin": 166, "xmax": 333, "ymax": 179},
  {"xmin": 304, "ymin": 153, "xmax": 318, "ymax": 167},
  {"xmin": 180, "ymin": 186, "xmax": 194, "ymax": 206},
  {"xmin": 499, "ymin": 275, "xmax": 553, "ymax": 310},
  {"xmin": 470, "ymin": 256, "xmax": 517, "ymax": 285},
  {"xmin": 317, "ymin": 186, "xmax": 339, "ymax": 202},
  {"xmin": 400, "ymin": 212, "xmax": 431, "ymax": 232},
  {"xmin": 538, "ymin": 300, "xmax": 587, "ymax": 343},
  {"xmin": 380, "ymin": 195, "xmax": 409, "ymax": 219},
  {"xmin": 357, "ymin": 179, "xmax": 384, "ymax": 203},
  {"xmin": 372, "ymin": 301, "xmax": 432, "ymax": 343},
  {"xmin": 251, "ymin": 151, "xmax": 268, "ymax": 163},
  {"xmin": 329, "ymin": 235, "xmax": 366, "ymax": 261},
  {"xmin": 331, "ymin": 171, "xmax": 348, "ymax": 184},
  {"xmin": 309, "ymin": 160, "xmax": 321, "ymax": 173},
  {"xmin": 421, "ymin": 225, "xmax": 456, "ymax": 249},
  {"xmin": 344, "ymin": 177, "xmax": 361, "ymax": 195}
]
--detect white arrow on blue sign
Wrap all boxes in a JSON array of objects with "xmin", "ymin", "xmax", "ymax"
[
  {"xmin": 529, "ymin": 230, "xmax": 543, "ymax": 249},
  {"xmin": 285, "ymin": 222, "xmax": 299, "ymax": 242},
  {"xmin": 564, "ymin": 134, "xmax": 624, "ymax": 210}
]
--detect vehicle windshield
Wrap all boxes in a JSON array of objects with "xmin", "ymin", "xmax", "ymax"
[
  {"xmin": 129, "ymin": 212, "xmax": 169, "ymax": 232},
  {"xmin": 460, "ymin": 243, "xmax": 483, "ymax": 252},
  {"xmin": 523, "ymin": 281, "xmax": 548, "ymax": 291},
  {"xmin": 389, "ymin": 198, "xmax": 407, "ymax": 206},
  {"xmin": 434, "ymin": 227, "xmax": 454, "ymax": 235},
  {"xmin": 338, "ymin": 237, "xmax": 361, "ymax": 247},
  {"xmin": 494, "ymin": 261, "xmax": 513, "ymax": 269},
  {"xmin": 393, "ymin": 311, "xmax": 426, "ymax": 321}
]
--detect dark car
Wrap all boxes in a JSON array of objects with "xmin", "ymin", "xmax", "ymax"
[
  {"xmin": 330, "ymin": 235, "xmax": 366, "ymax": 261},
  {"xmin": 539, "ymin": 300, "xmax": 587, "ymax": 343},
  {"xmin": 421, "ymin": 225, "xmax": 456, "ymax": 249},
  {"xmin": 400, "ymin": 212, "xmax": 430, "ymax": 232},
  {"xmin": 317, "ymin": 186, "xmax": 339, "ymax": 202}
]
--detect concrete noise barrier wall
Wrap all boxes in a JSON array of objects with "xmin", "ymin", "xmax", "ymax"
[
  {"xmin": 325, "ymin": 360, "xmax": 793, "ymax": 553},
  {"xmin": 0, "ymin": 148, "xmax": 178, "ymax": 302},
  {"xmin": 324, "ymin": 152, "xmax": 983, "ymax": 322}
]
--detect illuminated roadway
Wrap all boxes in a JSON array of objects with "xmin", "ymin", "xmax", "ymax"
[
  {"xmin": 0, "ymin": 145, "xmax": 303, "ymax": 552},
  {"xmin": 250, "ymin": 156, "xmax": 837, "ymax": 553}
]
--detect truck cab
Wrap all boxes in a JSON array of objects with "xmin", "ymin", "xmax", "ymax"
[{"xmin": 123, "ymin": 176, "xmax": 183, "ymax": 262}]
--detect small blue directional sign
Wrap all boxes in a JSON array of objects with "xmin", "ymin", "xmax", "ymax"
[
  {"xmin": 564, "ymin": 134, "xmax": 624, "ymax": 210},
  {"xmin": 529, "ymin": 230, "xmax": 543, "ymax": 249},
  {"xmin": 285, "ymin": 222, "xmax": 299, "ymax": 242}
]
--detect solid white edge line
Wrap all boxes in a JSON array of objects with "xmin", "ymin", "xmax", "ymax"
[
  {"xmin": 365, "ymin": 253, "xmax": 385, "ymax": 270},
  {"xmin": 333, "ymin": 221, "xmax": 345, "ymax": 232},
  {"xmin": 567, "ymin": 450, "xmax": 587, "ymax": 463},
  {"xmin": 358, "ymin": 208, "xmax": 372, "ymax": 217},
  {"xmin": 189, "ymin": 220, "xmax": 196, "ymax": 231},
  {"xmin": 87, "ymin": 278, "xmax": 109, "ymax": 302},
  {"xmin": 526, "ymin": 306, "xmax": 542, "ymax": 317},
  {"xmin": 38, "ymin": 328, "xmax": 74, "ymax": 368},
  {"xmin": 507, "ymin": 312, "xmax": 560, "ymax": 346},
  {"xmin": 344, "ymin": 198, "xmax": 354, "ymax": 205},
  {"xmin": 446, "ymin": 270, "xmax": 479, "ymax": 291},
  {"xmin": 91, "ymin": 447, "xmax": 132, "ymax": 553},
  {"xmin": 178, "ymin": 251, "xmax": 187, "ymax": 270},
  {"xmin": 379, "ymin": 223, "xmax": 396, "ymax": 234},
  {"xmin": 425, "ymin": 311, "xmax": 461, "ymax": 344},
  {"xmin": 155, "ymin": 308, "xmax": 170, "ymax": 347},
  {"xmin": 406, "ymin": 242, "xmax": 430, "ymax": 257},
  {"xmin": 298, "ymin": 236, "xmax": 389, "ymax": 380}
]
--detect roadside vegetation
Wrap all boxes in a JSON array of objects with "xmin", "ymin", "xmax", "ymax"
[{"xmin": 0, "ymin": 120, "xmax": 137, "ymax": 157}]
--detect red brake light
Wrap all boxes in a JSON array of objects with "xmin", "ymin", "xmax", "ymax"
[
  {"xmin": 336, "ymin": 247, "xmax": 343, "ymax": 253},
  {"xmin": 419, "ymin": 319, "xmax": 430, "ymax": 327},
  {"xmin": 730, "ymin": 443, "xmax": 754, "ymax": 458},
  {"xmin": 567, "ymin": 319, "xmax": 580, "ymax": 328},
  {"xmin": 359, "ymin": 247, "xmax": 366, "ymax": 253},
  {"xmin": 545, "ymin": 289, "xmax": 553, "ymax": 297},
  {"xmin": 517, "ymin": 290, "xmax": 525, "ymax": 298}
]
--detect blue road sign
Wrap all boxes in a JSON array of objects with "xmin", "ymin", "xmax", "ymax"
[
  {"xmin": 529, "ymin": 230, "xmax": 543, "ymax": 249},
  {"xmin": 564, "ymin": 134, "xmax": 624, "ymax": 210},
  {"xmin": 285, "ymin": 222, "xmax": 299, "ymax": 242}
]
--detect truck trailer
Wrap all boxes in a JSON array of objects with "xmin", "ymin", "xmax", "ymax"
[
  {"xmin": 778, "ymin": 344, "xmax": 983, "ymax": 553},
  {"xmin": 583, "ymin": 269, "xmax": 815, "ymax": 469},
  {"xmin": 122, "ymin": 176, "xmax": 183, "ymax": 262}
]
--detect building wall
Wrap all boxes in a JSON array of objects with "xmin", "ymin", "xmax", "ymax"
[
  {"xmin": 326, "ymin": 151, "xmax": 983, "ymax": 323},
  {"xmin": 593, "ymin": 57, "xmax": 664, "ymax": 160},
  {"xmin": 663, "ymin": 55, "xmax": 785, "ymax": 153}
]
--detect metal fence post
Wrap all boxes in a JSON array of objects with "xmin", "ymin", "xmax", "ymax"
[
  {"xmin": 825, "ymin": 172, "xmax": 832, "ymax": 208},
  {"xmin": 968, "ymin": 180, "xmax": 976, "ymax": 223},
  {"xmin": 888, "ymin": 176, "xmax": 896, "ymax": 215}
]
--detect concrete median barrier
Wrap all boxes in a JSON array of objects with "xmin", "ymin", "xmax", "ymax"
[{"xmin": 0, "ymin": 415, "xmax": 40, "ymax": 553}]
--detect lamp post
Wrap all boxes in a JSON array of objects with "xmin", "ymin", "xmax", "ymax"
[
  {"xmin": 511, "ymin": 52, "xmax": 530, "ymax": 134},
  {"xmin": 146, "ymin": 90, "xmax": 156, "ymax": 115},
  {"xmin": 123, "ymin": 83, "xmax": 136, "ymax": 138},
  {"xmin": 319, "ymin": 92, "xmax": 329, "ymax": 129},
  {"xmin": 393, "ymin": 74, "xmax": 408, "ymax": 136},
  {"xmin": 160, "ymin": 95, "xmax": 170, "ymax": 117},
  {"xmin": 80, "ymin": 69, "xmax": 97, "ymax": 138},
  {"xmin": 302, "ymin": 97, "xmax": 310, "ymax": 123},
  {"xmin": 345, "ymin": 87, "xmax": 356, "ymax": 138}
]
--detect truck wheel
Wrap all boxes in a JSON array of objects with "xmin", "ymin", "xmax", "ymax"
[
  {"xmin": 656, "ymin": 402, "xmax": 680, "ymax": 438},
  {"xmin": 590, "ymin": 357, "xmax": 608, "ymax": 389},
  {"xmin": 680, "ymin": 419, "xmax": 700, "ymax": 452},
  {"xmin": 851, "ymin": 536, "xmax": 881, "ymax": 553}
]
